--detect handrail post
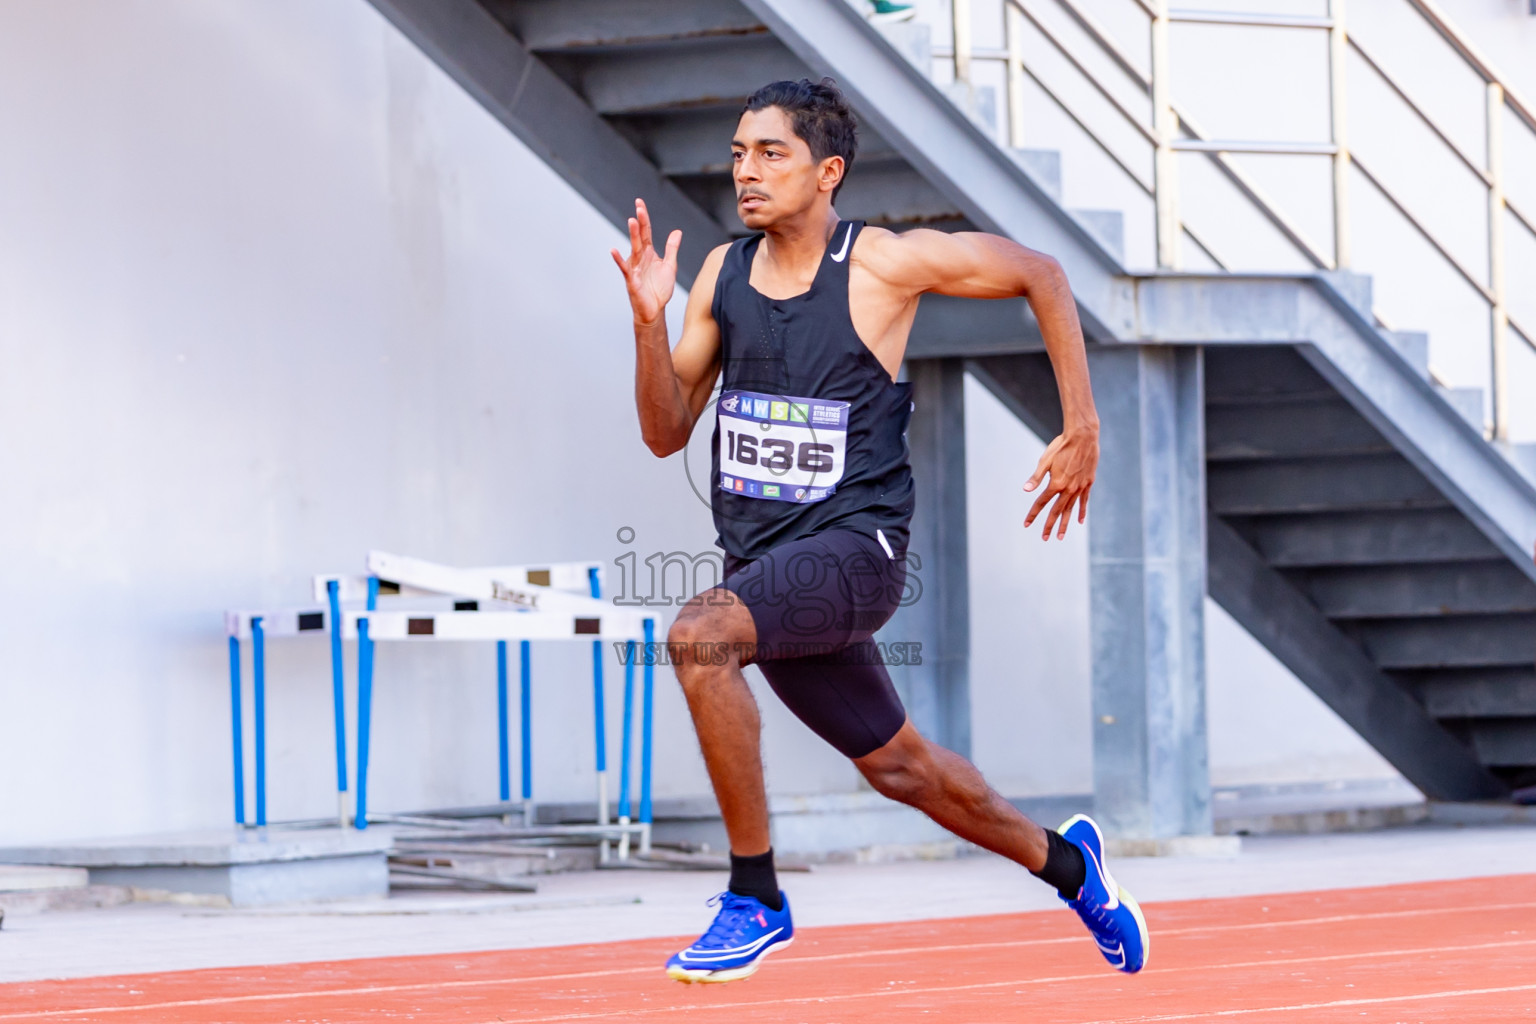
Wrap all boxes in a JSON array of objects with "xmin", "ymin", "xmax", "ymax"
[
  {"xmin": 1005, "ymin": 2, "xmax": 1026, "ymax": 148},
  {"xmin": 1488, "ymin": 80, "xmax": 1508, "ymax": 441},
  {"xmin": 952, "ymin": 0, "xmax": 973, "ymax": 86},
  {"xmin": 1151, "ymin": 0, "xmax": 1180, "ymax": 268},
  {"xmin": 1328, "ymin": 0, "xmax": 1350, "ymax": 269}
]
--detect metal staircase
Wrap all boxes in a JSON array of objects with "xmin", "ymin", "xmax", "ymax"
[{"xmin": 366, "ymin": 0, "xmax": 1536, "ymax": 808}]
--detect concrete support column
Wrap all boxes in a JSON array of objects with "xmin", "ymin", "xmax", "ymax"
[
  {"xmin": 886, "ymin": 358, "xmax": 971, "ymax": 758},
  {"xmin": 1087, "ymin": 345, "xmax": 1211, "ymax": 838}
]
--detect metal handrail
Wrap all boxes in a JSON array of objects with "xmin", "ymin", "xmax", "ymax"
[
  {"xmin": 1170, "ymin": 140, "xmax": 1338, "ymax": 154},
  {"xmin": 943, "ymin": 0, "xmax": 1536, "ymax": 439},
  {"xmin": 999, "ymin": 14, "xmax": 1229, "ymax": 267},
  {"xmin": 1348, "ymin": 38, "xmax": 1490, "ymax": 187},
  {"xmin": 1011, "ymin": 57, "xmax": 1153, "ymax": 192},
  {"xmin": 1005, "ymin": 0, "xmax": 1335, "ymax": 269},
  {"xmin": 1169, "ymin": 9, "xmax": 1333, "ymax": 28},
  {"xmin": 1405, "ymin": 0, "xmax": 1536, "ymax": 132},
  {"xmin": 1009, "ymin": 2, "xmax": 1158, "ymax": 147},
  {"xmin": 1351, "ymin": 158, "xmax": 1494, "ymax": 304}
]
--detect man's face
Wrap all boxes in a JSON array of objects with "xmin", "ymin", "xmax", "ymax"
[{"xmin": 732, "ymin": 106, "xmax": 842, "ymax": 229}]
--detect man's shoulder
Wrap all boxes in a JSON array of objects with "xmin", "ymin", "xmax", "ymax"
[
  {"xmin": 693, "ymin": 241, "xmax": 736, "ymax": 292},
  {"xmin": 851, "ymin": 224, "xmax": 955, "ymax": 266},
  {"xmin": 851, "ymin": 223, "xmax": 899, "ymax": 257},
  {"xmin": 850, "ymin": 225, "xmax": 955, "ymax": 288},
  {"xmin": 704, "ymin": 240, "xmax": 735, "ymax": 267}
]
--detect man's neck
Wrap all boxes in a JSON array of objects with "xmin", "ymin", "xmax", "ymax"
[{"xmin": 759, "ymin": 206, "xmax": 841, "ymax": 276}]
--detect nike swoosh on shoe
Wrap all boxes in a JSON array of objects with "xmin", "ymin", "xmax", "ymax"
[
  {"xmin": 1080, "ymin": 844, "xmax": 1121, "ymax": 910},
  {"xmin": 676, "ymin": 928, "xmax": 785, "ymax": 962}
]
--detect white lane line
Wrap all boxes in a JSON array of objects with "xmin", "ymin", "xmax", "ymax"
[
  {"xmin": 468, "ymin": 939, "xmax": 1536, "ymax": 1024},
  {"xmin": 3, "ymin": 902, "xmax": 1531, "ymax": 1021},
  {"xmin": 1079, "ymin": 982, "xmax": 1536, "ymax": 1023}
]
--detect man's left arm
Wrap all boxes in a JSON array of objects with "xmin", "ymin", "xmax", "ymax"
[{"xmin": 869, "ymin": 229, "xmax": 1099, "ymax": 540}]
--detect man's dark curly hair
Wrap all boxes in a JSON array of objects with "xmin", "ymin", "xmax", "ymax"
[{"xmin": 742, "ymin": 78, "xmax": 858, "ymax": 200}]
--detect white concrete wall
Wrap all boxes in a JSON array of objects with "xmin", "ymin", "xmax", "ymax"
[{"xmin": 0, "ymin": 0, "xmax": 858, "ymax": 845}]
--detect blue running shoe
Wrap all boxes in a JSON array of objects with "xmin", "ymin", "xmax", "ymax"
[
  {"xmin": 666, "ymin": 891, "xmax": 795, "ymax": 984},
  {"xmin": 1058, "ymin": 814, "xmax": 1150, "ymax": 973}
]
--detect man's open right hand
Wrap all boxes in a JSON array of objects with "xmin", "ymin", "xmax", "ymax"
[{"xmin": 609, "ymin": 197, "xmax": 682, "ymax": 327}]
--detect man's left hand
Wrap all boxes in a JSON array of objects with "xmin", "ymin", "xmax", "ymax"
[{"xmin": 1023, "ymin": 429, "xmax": 1099, "ymax": 541}]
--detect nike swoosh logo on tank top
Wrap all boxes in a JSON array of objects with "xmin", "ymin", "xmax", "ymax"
[{"xmin": 830, "ymin": 223, "xmax": 853, "ymax": 263}]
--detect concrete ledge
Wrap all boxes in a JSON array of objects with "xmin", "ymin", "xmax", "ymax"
[
  {"xmin": 1428, "ymin": 801, "xmax": 1536, "ymax": 826},
  {"xmin": 0, "ymin": 884, "xmax": 135, "ymax": 916},
  {"xmin": 769, "ymin": 792, "xmax": 953, "ymax": 858},
  {"xmin": 0, "ymin": 828, "xmax": 393, "ymax": 867},
  {"xmin": 1217, "ymin": 803, "xmax": 1429, "ymax": 836},
  {"xmin": 0, "ymin": 865, "xmax": 87, "ymax": 892},
  {"xmin": 1105, "ymin": 835, "xmax": 1243, "ymax": 858},
  {"xmin": 0, "ymin": 829, "xmax": 393, "ymax": 907}
]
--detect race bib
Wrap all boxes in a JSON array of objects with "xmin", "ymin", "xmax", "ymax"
[{"xmin": 717, "ymin": 389, "xmax": 849, "ymax": 503}]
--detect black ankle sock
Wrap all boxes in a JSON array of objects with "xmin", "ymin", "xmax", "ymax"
[
  {"xmin": 1033, "ymin": 829, "xmax": 1087, "ymax": 899},
  {"xmin": 728, "ymin": 848, "xmax": 782, "ymax": 911}
]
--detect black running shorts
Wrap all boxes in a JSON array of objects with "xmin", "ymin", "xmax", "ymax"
[{"xmin": 721, "ymin": 528, "xmax": 909, "ymax": 759}]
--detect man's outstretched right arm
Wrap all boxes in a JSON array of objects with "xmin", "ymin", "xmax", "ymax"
[{"xmin": 609, "ymin": 198, "xmax": 726, "ymax": 457}]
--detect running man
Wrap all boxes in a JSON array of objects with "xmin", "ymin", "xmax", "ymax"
[{"xmin": 610, "ymin": 78, "xmax": 1148, "ymax": 983}]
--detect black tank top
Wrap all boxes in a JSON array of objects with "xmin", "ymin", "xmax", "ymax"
[{"xmin": 709, "ymin": 220, "xmax": 915, "ymax": 560}]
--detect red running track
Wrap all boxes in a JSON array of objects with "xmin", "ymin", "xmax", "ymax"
[{"xmin": 2, "ymin": 874, "xmax": 1534, "ymax": 1023}]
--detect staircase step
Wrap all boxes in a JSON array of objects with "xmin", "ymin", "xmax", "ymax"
[
  {"xmin": 1399, "ymin": 668, "xmax": 1536, "ymax": 718},
  {"xmin": 1498, "ymin": 441, "xmax": 1536, "ymax": 486},
  {"xmin": 943, "ymin": 81, "xmax": 998, "ymax": 135},
  {"xmin": 1207, "ymin": 399, "xmax": 1392, "ymax": 461},
  {"xmin": 1070, "ymin": 209, "xmax": 1124, "ymax": 263},
  {"xmin": 1434, "ymin": 384, "xmax": 1486, "ymax": 432},
  {"xmin": 1209, "ymin": 455, "xmax": 1445, "ymax": 516},
  {"xmin": 568, "ymin": 36, "xmax": 807, "ymax": 115},
  {"xmin": 1231, "ymin": 509, "xmax": 1502, "ymax": 567},
  {"xmin": 871, "ymin": 17, "xmax": 932, "ymax": 70},
  {"xmin": 1011, "ymin": 149, "xmax": 1062, "ymax": 203},
  {"xmin": 1388, "ymin": 331, "xmax": 1431, "ymax": 378},
  {"xmin": 1205, "ymin": 347, "xmax": 1335, "ymax": 405},
  {"xmin": 1465, "ymin": 718, "xmax": 1536, "ymax": 768},
  {"xmin": 502, "ymin": 0, "xmax": 766, "ymax": 51},
  {"xmin": 1300, "ymin": 562, "xmax": 1536, "ymax": 618},
  {"xmin": 1349, "ymin": 614, "xmax": 1536, "ymax": 669},
  {"xmin": 1322, "ymin": 269, "xmax": 1374, "ymax": 319}
]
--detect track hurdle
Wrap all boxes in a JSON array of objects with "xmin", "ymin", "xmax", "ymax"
[
  {"xmin": 225, "ymin": 554, "xmax": 657, "ymax": 860},
  {"xmin": 351, "ymin": 551, "xmax": 632, "ymax": 840}
]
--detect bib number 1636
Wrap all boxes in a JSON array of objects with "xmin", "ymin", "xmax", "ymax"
[
  {"xmin": 723, "ymin": 430, "xmax": 835, "ymax": 473},
  {"xmin": 716, "ymin": 389, "xmax": 849, "ymax": 502}
]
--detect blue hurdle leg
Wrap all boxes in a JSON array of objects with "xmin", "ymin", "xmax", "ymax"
[
  {"xmin": 520, "ymin": 639, "xmax": 532, "ymax": 825},
  {"xmin": 588, "ymin": 568, "xmax": 608, "ymax": 844},
  {"xmin": 325, "ymin": 580, "xmax": 348, "ymax": 826},
  {"xmin": 354, "ymin": 577, "xmax": 379, "ymax": 831},
  {"xmin": 228, "ymin": 636, "xmax": 245, "ymax": 827},
  {"xmin": 592, "ymin": 641, "xmax": 606, "ymax": 802},
  {"xmin": 619, "ymin": 640, "xmax": 636, "ymax": 822},
  {"xmin": 617, "ymin": 639, "xmax": 637, "ymax": 858},
  {"xmin": 640, "ymin": 618, "xmax": 655, "ymax": 850},
  {"xmin": 252, "ymin": 617, "xmax": 267, "ymax": 828},
  {"xmin": 497, "ymin": 640, "xmax": 510, "ymax": 803},
  {"xmin": 355, "ymin": 617, "xmax": 374, "ymax": 831}
]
